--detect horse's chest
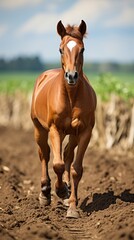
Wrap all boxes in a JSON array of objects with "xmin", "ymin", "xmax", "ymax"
[
  {"xmin": 55, "ymin": 111, "xmax": 84, "ymax": 134},
  {"xmin": 53, "ymin": 102, "xmax": 86, "ymax": 133}
]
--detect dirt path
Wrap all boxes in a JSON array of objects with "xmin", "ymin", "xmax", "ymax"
[{"xmin": 0, "ymin": 127, "xmax": 134, "ymax": 240}]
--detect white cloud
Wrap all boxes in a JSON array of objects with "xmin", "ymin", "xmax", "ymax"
[
  {"xmin": 17, "ymin": 13, "xmax": 58, "ymax": 35},
  {"xmin": 0, "ymin": 0, "xmax": 43, "ymax": 9},
  {"xmin": 60, "ymin": 0, "xmax": 134, "ymax": 30},
  {"xmin": 16, "ymin": 0, "xmax": 134, "ymax": 36},
  {"xmin": 0, "ymin": 24, "xmax": 8, "ymax": 37},
  {"xmin": 105, "ymin": 6, "xmax": 134, "ymax": 28},
  {"xmin": 17, "ymin": 0, "xmax": 111, "ymax": 36},
  {"xmin": 60, "ymin": 0, "xmax": 110, "ymax": 24}
]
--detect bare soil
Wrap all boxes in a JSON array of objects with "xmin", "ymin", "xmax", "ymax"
[{"xmin": 0, "ymin": 127, "xmax": 134, "ymax": 240}]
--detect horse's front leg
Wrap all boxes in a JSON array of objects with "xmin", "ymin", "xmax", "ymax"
[
  {"xmin": 63, "ymin": 135, "xmax": 78, "ymax": 206},
  {"xmin": 34, "ymin": 124, "xmax": 51, "ymax": 206},
  {"xmin": 67, "ymin": 128, "xmax": 92, "ymax": 218},
  {"xmin": 64, "ymin": 135, "xmax": 78, "ymax": 186},
  {"xmin": 49, "ymin": 124, "xmax": 69, "ymax": 199}
]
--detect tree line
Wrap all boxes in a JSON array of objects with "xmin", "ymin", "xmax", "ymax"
[
  {"xmin": 0, "ymin": 56, "xmax": 134, "ymax": 73},
  {"xmin": 84, "ymin": 62, "xmax": 134, "ymax": 73},
  {"xmin": 0, "ymin": 56, "xmax": 45, "ymax": 72}
]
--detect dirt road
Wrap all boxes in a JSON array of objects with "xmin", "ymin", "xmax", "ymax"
[{"xmin": 0, "ymin": 127, "xmax": 134, "ymax": 240}]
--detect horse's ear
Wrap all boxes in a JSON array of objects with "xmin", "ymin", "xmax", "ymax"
[
  {"xmin": 57, "ymin": 20, "xmax": 66, "ymax": 38},
  {"xmin": 78, "ymin": 20, "xmax": 86, "ymax": 37}
]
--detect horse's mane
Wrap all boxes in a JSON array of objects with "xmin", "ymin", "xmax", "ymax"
[{"xmin": 65, "ymin": 25, "xmax": 86, "ymax": 40}]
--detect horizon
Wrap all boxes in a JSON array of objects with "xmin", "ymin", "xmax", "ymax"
[{"xmin": 1, "ymin": 56, "xmax": 134, "ymax": 65}]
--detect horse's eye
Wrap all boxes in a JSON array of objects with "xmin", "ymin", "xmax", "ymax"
[
  {"xmin": 59, "ymin": 48, "xmax": 63, "ymax": 54},
  {"xmin": 80, "ymin": 48, "xmax": 85, "ymax": 54}
]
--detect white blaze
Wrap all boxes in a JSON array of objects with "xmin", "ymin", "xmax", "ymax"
[{"xmin": 67, "ymin": 40, "xmax": 77, "ymax": 51}]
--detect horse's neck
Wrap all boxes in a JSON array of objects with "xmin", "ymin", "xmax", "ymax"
[
  {"xmin": 65, "ymin": 86, "xmax": 76, "ymax": 108},
  {"xmin": 64, "ymin": 75, "xmax": 83, "ymax": 108},
  {"xmin": 59, "ymin": 68, "xmax": 84, "ymax": 107}
]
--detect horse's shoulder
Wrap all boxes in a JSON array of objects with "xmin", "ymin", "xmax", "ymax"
[
  {"xmin": 37, "ymin": 68, "xmax": 61, "ymax": 81},
  {"xmin": 44, "ymin": 68, "xmax": 62, "ymax": 76},
  {"xmin": 35, "ymin": 68, "xmax": 62, "ymax": 90}
]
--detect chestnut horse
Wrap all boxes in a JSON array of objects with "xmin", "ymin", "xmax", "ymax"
[{"xmin": 31, "ymin": 20, "xmax": 96, "ymax": 218}]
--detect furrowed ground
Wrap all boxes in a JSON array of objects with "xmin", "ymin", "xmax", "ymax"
[{"xmin": 0, "ymin": 127, "xmax": 134, "ymax": 240}]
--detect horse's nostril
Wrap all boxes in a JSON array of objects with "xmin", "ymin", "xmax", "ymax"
[
  {"xmin": 65, "ymin": 72, "xmax": 68, "ymax": 78},
  {"xmin": 74, "ymin": 72, "xmax": 78, "ymax": 79}
]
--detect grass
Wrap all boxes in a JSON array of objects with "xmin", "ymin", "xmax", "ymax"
[
  {"xmin": 0, "ymin": 71, "xmax": 40, "ymax": 93},
  {"xmin": 0, "ymin": 71, "xmax": 134, "ymax": 101},
  {"xmin": 88, "ymin": 72, "xmax": 134, "ymax": 101}
]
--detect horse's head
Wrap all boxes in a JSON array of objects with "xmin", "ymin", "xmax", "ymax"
[{"xmin": 57, "ymin": 20, "xmax": 86, "ymax": 85}]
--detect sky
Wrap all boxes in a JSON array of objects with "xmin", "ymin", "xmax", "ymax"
[{"xmin": 0, "ymin": 0, "xmax": 134, "ymax": 63}]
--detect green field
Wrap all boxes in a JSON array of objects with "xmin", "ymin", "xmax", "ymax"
[
  {"xmin": 88, "ymin": 72, "xmax": 134, "ymax": 100},
  {"xmin": 0, "ymin": 71, "xmax": 133, "ymax": 100},
  {"xmin": 0, "ymin": 72, "xmax": 39, "ymax": 93}
]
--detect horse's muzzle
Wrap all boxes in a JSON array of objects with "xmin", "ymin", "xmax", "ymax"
[{"xmin": 65, "ymin": 71, "xmax": 78, "ymax": 85}]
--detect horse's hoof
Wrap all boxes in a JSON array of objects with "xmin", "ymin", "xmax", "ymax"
[
  {"xmin": 39, "ymin": 192, "xmax": 51, "ymax": 206},
  {"xmin": 63, "ymin": 198, "xmax": 70, "ymax": 207},
  {"xmin": 55, "ymin": 182, "xmax": 69, "ymax": 199},
  {"xmin": 66, "ymin": 208, "xmax": 80, "ymax": 218}
]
